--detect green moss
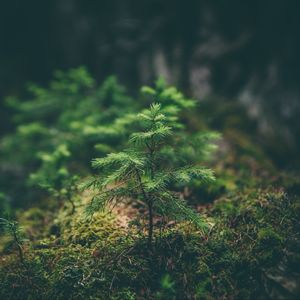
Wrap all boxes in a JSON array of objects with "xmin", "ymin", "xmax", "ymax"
[
  {"xmin": 211, "ymin": 199, "xmax": 239, "ymax": 217},
  {"xmin": 0, "ymin": 258, "xmax": 49, "ymax": 299},
  {"xmin": 257, "ymin": 228, "xmax": 283, "ymax": 248},
  {"xmin": 255, "ymin": 227, "xmax": 283, "ymax": 265},
  {"xmin": 0, "ymin": 183, "xmax": 299, "ymax": 299},
  {"xmin": 21, "ymin": 207, "xmax": 45, "ymax": 221}
]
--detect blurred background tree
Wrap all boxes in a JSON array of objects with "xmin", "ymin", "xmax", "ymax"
[{"xmin": 0, "ymin": 0, "xmax": 299, "ymax": 168}]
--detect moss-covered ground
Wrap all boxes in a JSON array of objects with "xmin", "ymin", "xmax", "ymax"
[{"xmin": 1, "ymin": 127, "xmax": 299, "ymax": 300}]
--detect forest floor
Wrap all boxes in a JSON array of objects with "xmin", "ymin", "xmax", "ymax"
[{"xmin": 1, "ymin": 128, "xmax": 300, "ymax": 300}]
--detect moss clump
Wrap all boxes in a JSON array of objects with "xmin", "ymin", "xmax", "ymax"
[
  {"xmin": 59, "ymin": 210, "xmax": 124, "ymax": 247},
  {"xmin": 255, "ymin": 227, "xmax": 283, "ymax": 266},
  {"xmin": 257, "ymin": 228, "xmax": 283, "ymax": 248}
]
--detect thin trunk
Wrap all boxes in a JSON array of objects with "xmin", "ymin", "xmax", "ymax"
[
  {"xmin": 13, "ymin": 231, "xmax": 24, "ymax": 263},
  {"xmin": 17, "ymin": 244, "xmax": 24, "ymax": 263},
  {"xmin": 145, "ymin": 137, "xmax": 155, "ymax": 249},
  {"xmin": 135, "ymin": 169, "xmax": 153, "ymax": 249},
  {"xmin": 148, "ymin": 201, "xmax": 153, "ymax": 249}
]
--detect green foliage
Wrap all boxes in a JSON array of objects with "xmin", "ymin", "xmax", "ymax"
[
  {"xmin": 1, "ymin": 68, "xmax": 136, "ymax": 207},
  {"xmin": 141, "ymin": 78, "xmax": 220, "ymax": 165},
  {"xmin": 141, "ymin": 77, "xmax": 196, "ymax": 111},
  {"xmin": 29, "ymin": 144, "xmax": 79, "ymax": 213},
  {"xmin": 85, "ymin": 102, "xmax": 216, "ymax": 247}
]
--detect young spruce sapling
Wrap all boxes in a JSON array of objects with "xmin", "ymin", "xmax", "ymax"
[{"xmin": 84, "ymin": 103, "xmax": 216, "ymax": 249}]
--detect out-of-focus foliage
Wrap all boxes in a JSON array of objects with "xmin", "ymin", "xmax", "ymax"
[
  {"xmin": 29, "ymin": 144, "xmax": 80, "ymax": 214},
  {"xmin": 0, "ymin": 67, "xmax": 136, "ymax": 207}
]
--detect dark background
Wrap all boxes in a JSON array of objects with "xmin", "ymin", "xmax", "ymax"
[{"xmin": 1, "ymin": 0, "xmax": 299, "ymax": 168}]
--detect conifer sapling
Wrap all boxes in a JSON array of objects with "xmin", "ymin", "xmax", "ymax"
[
  {"xmin": 0, "ymin": 218, "xmax": 24, "ymax": 263},
  {"xmin": 84, "ymin": 103, "xmax": 216, "ymax": 248}
]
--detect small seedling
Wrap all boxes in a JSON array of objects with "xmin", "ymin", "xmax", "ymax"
[
  {"xmin": 29, "ymin": 145, "xmax": 79, "ymax": 214},
  {"xmin": 0, "ymin": 218, "xmax": 24, "ymax": 263},
  {"xmin": 84, "ymin": 103, "xmax": 216, "ymax": 249}
]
